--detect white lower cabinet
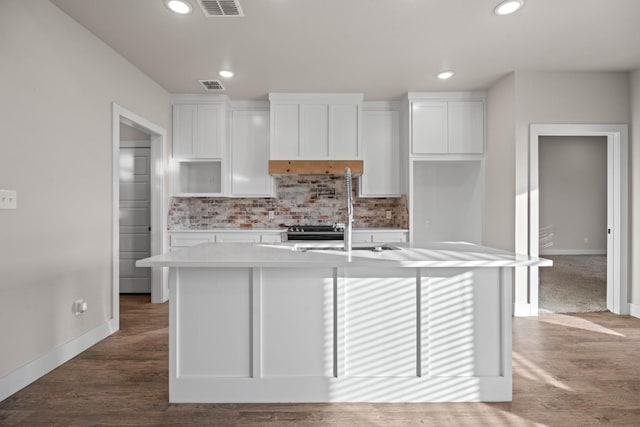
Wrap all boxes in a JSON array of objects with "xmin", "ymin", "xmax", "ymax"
[
  {"xmin": 354, "ymin": 230, "xmax": 408, "ymax": 243},
  {"xmin": 170, "ymin": 230, "xmax": 406, "ymax": 249},
  {"xmin": 169, "ymin": 233, "xmax": 214, "ymax": 249},
  {"xmin": 215, "ymin": 233, "xmax": 261, "ymax": 243},
  {"xmin": 170, "ymin": 231, "xmax": 284, "ymax": 249}
]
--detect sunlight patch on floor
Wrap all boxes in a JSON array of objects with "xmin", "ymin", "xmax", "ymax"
[
  {"xmin": 513, "ymin": 351, "xmax": 573, "ymax": 392},
  {"xmin": 538, "ymin": 314, "xmax": 624, "ymax": 337}
]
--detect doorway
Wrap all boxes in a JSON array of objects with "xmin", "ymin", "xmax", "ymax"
[
  {"xmin": 119, "ymin": 123, "xmax": 152, "ymax": 293},
  {"xmin": 538, "ymin": 136, "xmax": 607, "ymax": 313},
  {"xmin": 112, "ymin": 103, "xmax": 168, "ymax": 325},
  {"xmin": 529, "ymin": 124, "xmax": 629, "ymax": 316}
]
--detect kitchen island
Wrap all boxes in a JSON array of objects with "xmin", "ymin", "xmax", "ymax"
[{"xmin": 137, "ymin": 242, "xmax": 550, "ymax": 403}]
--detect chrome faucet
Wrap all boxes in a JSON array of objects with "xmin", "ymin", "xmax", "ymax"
[{"xmin": 344, "ymin": 167, "xmax": 353, "ymax": 252}]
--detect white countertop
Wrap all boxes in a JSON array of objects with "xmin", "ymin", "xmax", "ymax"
[
  {"xmin": 168, "ymin": 228, "xmax": 408, "ymax": 233},
  {"xmin": 168, "ymin": 228, "xmax": 286, "ymax": 233},
  {"xmin": 137, "ymin": 241, "xmax": 551, "ymax": 268}
]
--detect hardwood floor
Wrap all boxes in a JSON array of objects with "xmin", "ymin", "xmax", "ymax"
[{"xmin": 2, "ymin": 295, "xmax": 640, "ymax": 426}]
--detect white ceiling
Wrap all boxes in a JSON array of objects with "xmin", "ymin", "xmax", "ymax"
[{"xmin": 51, "ymin": 0, "xmax": 640, "ymax": 100}]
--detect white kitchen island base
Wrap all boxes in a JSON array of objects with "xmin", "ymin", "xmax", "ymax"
[{"xmin": 168, "ymin": 262, "xmax": 513, "ymax": 402}]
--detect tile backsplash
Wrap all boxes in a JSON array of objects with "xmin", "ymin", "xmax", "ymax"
[{"xmin": 168, "ymin": 176, "xmax": 408, "ymax": 229}]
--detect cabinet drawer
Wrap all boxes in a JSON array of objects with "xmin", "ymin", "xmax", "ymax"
[
  {"xmin": 170, "ymin": 234, "xmax": 215, "ymax": 247},
  {"xmin": 215, "ymin": 233, "xmax": 261, "ymax": 243},
  {"xmin": 261, "ymin": 234, "xmax": 283, "ymax": 243},
  {"xmin": 371, "ymin": 232, "xmax": 407, "ymax": 243}
]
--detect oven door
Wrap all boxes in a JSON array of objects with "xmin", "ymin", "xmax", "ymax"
[{"xmin": 287, "ymin": 232, "xmax": 344, "ymax": 241}]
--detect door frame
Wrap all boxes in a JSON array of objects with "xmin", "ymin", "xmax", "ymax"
[
  {"xmin": 529, "ymin": 124, "xmax": 628, "ymax": 315},
  {"xmin": 112, "ymin": 104, "xmax": 168, "ymax": 314}
]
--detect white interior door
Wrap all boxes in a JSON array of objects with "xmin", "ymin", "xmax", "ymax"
[{"xmin": 119, "ymin": 147, "xmax": 151, "ymax": 293}]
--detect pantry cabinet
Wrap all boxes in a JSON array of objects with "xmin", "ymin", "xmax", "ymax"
[{"xmin": 269, "ymin": 93, "xmax": 362, "ymax": 160}]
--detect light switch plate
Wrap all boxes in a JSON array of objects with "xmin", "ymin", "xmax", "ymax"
[{"xmin": 0, "ymin": 190, "xmax": 17, "ymax": 210}]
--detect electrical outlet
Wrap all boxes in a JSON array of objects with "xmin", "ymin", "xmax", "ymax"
[
  {"xmin": 73, "ymin": 299, "xmax": 88, "ymax": 316},
  {"xmin": 0, "ymin": 189, "xmax": 17, "ymax": 210},
  {"xmin": 268, "ymin": 211, "xmax": 275, "ymax": 220},
  {"xmin": 386, "ymin": 210, "xmax": 392, "ymax": 219}
]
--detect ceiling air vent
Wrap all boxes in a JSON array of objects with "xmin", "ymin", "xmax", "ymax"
[
  {"xmin": 199, "ymin": 0, "xmax": 243, "ymax": 17},
  {"xmin": 199, "ymin": 80, "xmax": 225, "ymax": 91}
]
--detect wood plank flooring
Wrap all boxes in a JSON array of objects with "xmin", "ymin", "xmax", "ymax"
[{"xmin": 2, "ymin": 295, "xmax": 640, "ymax": 426}]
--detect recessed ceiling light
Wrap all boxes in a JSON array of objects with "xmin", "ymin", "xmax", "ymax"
[
  {"xmin": 218, "ymin": 70, "xmax": 235, "ymax": 78},
  {"xmin": 494, "ymin": 0, "xmax": 524, "ymax": 16},
  {"xmin": 437, "ymin": 71, "xmax": 455, "ymax": 80},
  {"xmin": 165, "ymin": 0, "xmax": 193, "ymax": 15}
]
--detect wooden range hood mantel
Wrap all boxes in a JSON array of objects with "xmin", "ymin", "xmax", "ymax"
[{"xmin": 268, "ymin": 160, "xmax": 363, "ymax": 176}]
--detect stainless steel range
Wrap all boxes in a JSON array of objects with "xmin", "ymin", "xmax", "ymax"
[{"xmin": 286, "ymin": 224, "xmax": 345, "ymax": 241}]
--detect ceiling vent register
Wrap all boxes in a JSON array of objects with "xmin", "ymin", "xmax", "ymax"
[
  {"xmin": 199, "ymin": 0, "xmax": 243, "ymax": 17},
  {"xmin": 199, "ymin": 79, "xmax": 225, "ymax": 91}
]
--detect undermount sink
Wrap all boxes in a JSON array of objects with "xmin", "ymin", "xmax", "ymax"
[{"xmin": 292, "ymin": 244, "xmax": 400, "ymax": 253}]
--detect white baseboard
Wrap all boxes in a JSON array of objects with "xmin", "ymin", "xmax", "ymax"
[
  {"xmin": 513, "ymin": 303, "xmax": 535, "ymax": 317},
  {"xmin": 0, "ymin": 319, "xmax": 117, "ymax": 402},
  {"xmin": 630, "ymin": 303, "xmax": 640, "ymax": 319},
  {"xmin": 539, "ymin": 249, "xmax": 607, "ymax": 256}
]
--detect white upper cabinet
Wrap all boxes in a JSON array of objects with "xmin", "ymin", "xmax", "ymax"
[
  {"xmin": 409, "ymin": 93, "xmax": 485, "ymax": 156},
  {"xmin": 173, "ymin": 99, "xmax": 226, "ymax": 159},
  {"xmin": 447, "ymin": 101, "xmax": 484, "ymax": 154},
  {"xmin": 411, "ymin": 102, "xmax": 448, "ymax": 154},
  {"xmin": 230, "ymin": 105, "xmax": 274, "ymax": 197},
  {"xmin": 331, "ymin": 104, "xmax": 360, "ymax": 158},
  {"xmin": 269, "ymin": 93, "xmax": 363, "ymax": 160},
  {"xmin": 359, "ymin": 105, "xmax": 401, "ymax": 197}
]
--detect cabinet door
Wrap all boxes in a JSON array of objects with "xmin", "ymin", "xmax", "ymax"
[
  {"xmin": 173, "ymin": 103, "xmax": 224, "ymax": 159},
  {"xmin": 231, "ymin": 109, "xmax": 273, "ymax": 196},
  {"xmin": 215, "ymin": 233, "xmax": 261, "ymax": 243},
  {"xmin": 300, "ymin": 104, "xmax": 329, "ymax": 159},
  {"xmin": 351, "ymin": 232, "xmax": 372, "ymax": 243},
  {"xmin": 360, "ymin": 110, "xmax": 400, "ymax": 197},
  {"xmin": 331, "ymin": 104, "xmax": 359, "ymax": 159},
  {"xmin": 173, "ymin": 104, "xmax": 196, "ymax": 158},
  {"xmin": 411, "ymin": 102, "xmax": 448, "ymax": 154},
  {"xmin": 448, "ymin": 101, "xmax": 484, "ymax": 154},
  {"xmin": 196, "ymin": 104, "xmax": 223, "ymax": 158},
  {"xmin": 170, "ymin": 233, "xmax": 215, "ymax": 248},
  {"xmin": 271, "ymin": 104, "xmax": 300, "ymax": 159}
]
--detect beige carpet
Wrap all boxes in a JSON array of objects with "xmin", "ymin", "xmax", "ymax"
[{"xmin": 538, "ymin": 255, "xmax": 607, "ymax": 313}]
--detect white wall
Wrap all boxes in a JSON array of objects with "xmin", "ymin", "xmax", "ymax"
[
  {"xmin": 539, "ymin": 136, "xmax": 607, "ymax": 254},
  {"xmin": 0, "ymin": 0, "xmax": 170, "ymax": 388},
  {"xmin": 492, "ymin": 71, "xmax": 630, "ymax": 313},
  {"xmin": 486, "ymin": 73, "xmax": 516, "ymax": 251},
  {"xmin": 631, "ymin": 69, "xmax": 640, "ymax": 308},
  {"xmin": 412, "ymin": 161, "xmax": 484, "ymax": 244},
  {"xmin": 120, "ymin": 122, "xmax": 151, "ymax": 141}
]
